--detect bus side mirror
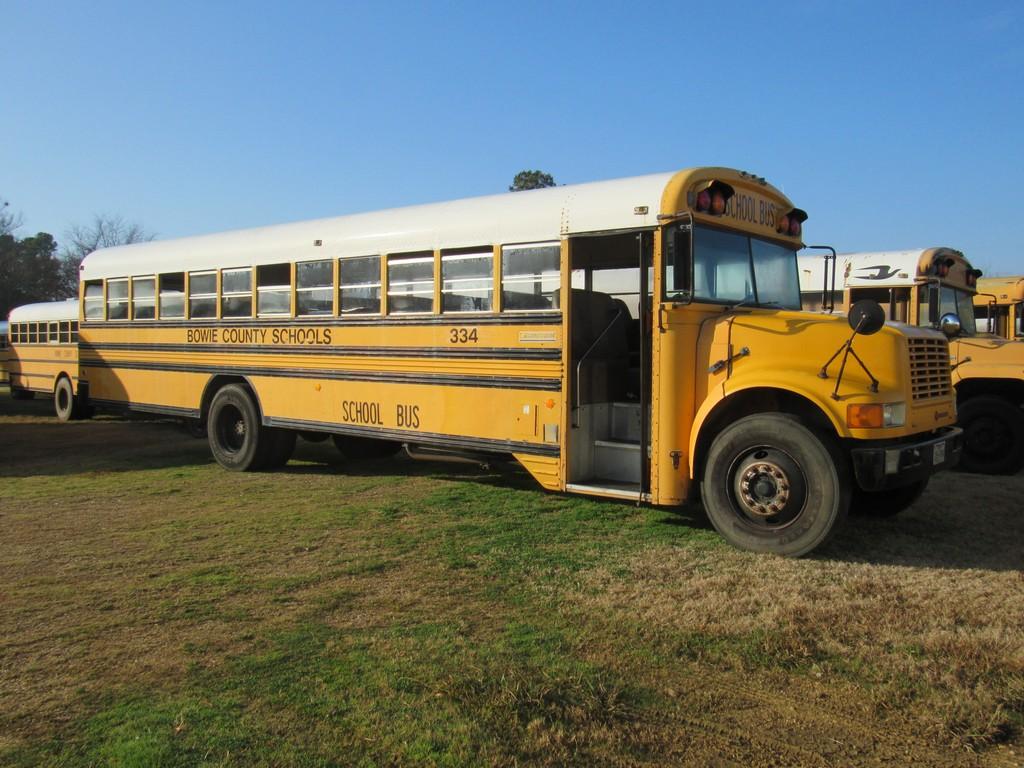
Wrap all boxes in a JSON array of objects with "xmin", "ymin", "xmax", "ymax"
[
  {"xmin": 939, "ymin": 313, "xmax": 961, "ymax": 338},
  {"xmin": 848, "ymin": 299, "xmax": 885, "ymax": 336}
]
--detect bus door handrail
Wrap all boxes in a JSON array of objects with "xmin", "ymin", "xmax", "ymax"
[{"xmin": 573, "ymin": 307, "xmax": 625, "ymax": 428}]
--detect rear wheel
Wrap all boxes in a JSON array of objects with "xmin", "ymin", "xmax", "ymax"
[
  {"xmin": 701, "ymin": 413, "xmax": 850, "ymax": 557},
  {"xmin": 53, "ymin": 377, "xmax": 80, "ymax": 422},
  {"xmin": 957, "ymin": 395, "xmax": 1024, "ymax": 475},
  {"xmin": 332, "ymin": 434, "xmax": 403, "ymax": 460},
  {"xmin": 208, "ymin": 384, "xmax": 271, "ymax": 471},
  {"xmin": 851, "ymin": 478, "xmax": 928, "ymax": 517}
]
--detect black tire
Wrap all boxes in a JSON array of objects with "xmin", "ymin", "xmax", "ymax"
[
  {"xmin": 851, "ymin": 478, "xmax": 928, "ymax": 517},
  {"xmin": 207, "ymin": 384, "xmax": 270, "ymax": 472},
  {"xmin": 331, "ymin": 434, "xmax": 403, "ymax": 460},
  {"xmin": 299, "ymin": 431, "xmax": 330, "ymax": 443},
  {"xmin": 262, "ymin": 429, "xmax": 297, "ymax": 469},
  {"xmin": 701, "ymin": 413, "xmax": 850, "ymax": 557},
  {"xmin": 957, "ymin": 395, "xmax": 1024, "ymax": 475},
  {"xmin": 10, "ymin": 387, "xmax": 34, "ymax": 401},
  {"xmin": 53, "ymin": 377, "xmax": 80, "ymax": 422}
]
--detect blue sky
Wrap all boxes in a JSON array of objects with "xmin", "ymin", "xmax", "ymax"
[{"xmin": 2, "ymin": 1, "xmax": 1022, "ymax": 274}]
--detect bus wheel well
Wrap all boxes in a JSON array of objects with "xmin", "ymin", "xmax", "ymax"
[
  {"xmin": 693, "ymin": 388, "xmax": 836, "ymax": 482},
  {"xmin": 200, "ymin": 376, "xmax": 259, "ymax": 423},
  {"xmin": 956, "ymin": 378, "xmax": 1024, "ymax": 408}
]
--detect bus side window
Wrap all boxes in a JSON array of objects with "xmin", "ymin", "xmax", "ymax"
[
  {"xmin": 59, "ymin": 321, "xmax": 70, "ymax": 343},
  {"xmin": 296, "ymin": 260, "xmax": 333, "ymax": 316},
  {"xmin": 339, "ymin": 256, "xmax": 381, "ymax": 315},
  {"xmin": 159, "ymin": 273, "xmax": 186, "ymax": 319},
  {"xmin": 442, "ymin": 248, "xmax": 493, "ymax": 313},
  {"xmin": 132, "ymin": 277, "xmax": 156, "ymax": 320},
  {"xmin": 222, "ymin": 268, "xmax": 253, "ymax": 318},
  {"xmin": 107, "ymin": 279, "xmax": 129, "ymax": 320},
  {"xmin": 501, "ymin": 242, "xmax": 560, "ymax": 311},
  {"xmin": 189, "ymin": 271, "xmax": 217, "ymax": 319},
  {"xmin": 387, "ymin": 252, "xmax": 435, "ymax": 314},
  {"xmin": 84, "ymin": 280, "xmax": 105, "ymax": 320},
  {"xmin": 257, "ymin": 263, "xmax": 291, "ymax": 317},
  {"xmin": 71, "ymin": 321, "xmax": 79, "ymax": 342}
]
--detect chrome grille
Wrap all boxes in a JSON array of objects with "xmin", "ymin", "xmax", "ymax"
[{"xmin": 908, "ymin": 337, "xmax": 952, "ymax": 400}]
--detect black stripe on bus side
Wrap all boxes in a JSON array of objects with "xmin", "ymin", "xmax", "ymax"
[
  {"xmin": 79, "ymin": 359, "xmax": 563, "ymax": 391},
  {"xmin": 81, "ymin": 313, "xmax": 562, "ymax": 329},
  {"xmin": 264, "ymin": 415, "xmax": 561, "ymax": 458},
  {"xmin": 79, "ymin": 342, "xmax": 561, "ymax": 360},
  {"xmin": 88, "ymin": 397, "xmax": 200, "ymax": 419}
]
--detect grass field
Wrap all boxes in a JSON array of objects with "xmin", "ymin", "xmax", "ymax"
[{"xmin": 1, "ymin": 386, "xmax": 1022, "ymax": 767}]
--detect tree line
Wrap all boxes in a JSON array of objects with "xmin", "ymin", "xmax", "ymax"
[{"xmin": 2, "ymin": 170, "xmax": 554, "ymax": 319}]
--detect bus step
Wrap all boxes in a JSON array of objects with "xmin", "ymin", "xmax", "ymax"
[
  {"xmin": 566, "ymin": 481, "xmax": 645, "ymax": 501},
  {"xmin": 609, "ymin": 401, "xmax": 642, "ymax": 442},
  {"xmin": 593, "ymin": 439, "xmax": 640, "ymax": 483}
]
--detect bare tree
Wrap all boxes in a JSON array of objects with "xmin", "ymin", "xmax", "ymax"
[
  {"xmin": 58, "ymin": 214, "xmax": 155, "ymax": 296},
  {"xmin": 0, "ymin": 198, "xmax": 23, "ymax": 236}
]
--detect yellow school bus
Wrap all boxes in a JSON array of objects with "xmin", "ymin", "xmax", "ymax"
[
  {"xmin": 799, "ymin": 248, "xmax": 1024, "ymax": 474},
  {"xmin": 974, "ymin": 276, "xmax": 1024, "ymax": 340},
  {"xmin": 77, "ymin": 168, "xmax": 961, "ymax": 556},
  {"xmin": 6, "ymin": 299, "xmax": 83, "ymax": 419}
]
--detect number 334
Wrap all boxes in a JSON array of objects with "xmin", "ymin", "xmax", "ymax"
[{"xmin": 449, "ymin": 328, "xmax": 478, "ymax": 343}]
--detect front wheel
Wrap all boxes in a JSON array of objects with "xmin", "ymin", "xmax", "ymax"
[
  {"xmin": 701, "ymin": 414, "xmax": 850, "ymax": 557},
  {"xmin": 850, "ymin": 478, "xmax": 928, "ymax": 517},
  {"xmin": 957, "ymin": 395, "xmax": 1024, "ymax": 475}
]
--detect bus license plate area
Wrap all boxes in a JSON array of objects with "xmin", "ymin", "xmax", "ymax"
[{"xmin": 933, "ymin": 441, "xmax": 946, "ymax": 465}]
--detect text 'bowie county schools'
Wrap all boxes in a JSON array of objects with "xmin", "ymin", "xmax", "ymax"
[{"xmin": 185, "ymin": 327, "xmax": 332, "ymax": 345}]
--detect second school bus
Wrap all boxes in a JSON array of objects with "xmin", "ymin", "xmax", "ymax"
[
  {"xmin": 5, "ymin": 299, "xmax": 81, "ymax": 417},
  {"xmin": 974, "ymin": 276, "xmax": 1024, "ymax": 340},
  {"xmin": 800, "ymin": 248, "xmax": 1024, "ymax": 475},
  {"xmin": 76, "ymin": 168, "xmax": 961, "ymax": 556}
]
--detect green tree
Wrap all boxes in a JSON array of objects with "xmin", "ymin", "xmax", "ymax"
[
  {"xmin": 57, "ymin": 214, "xmax": 154, "ymax": 297},
  {"xmin": 509, "ymin": 170, "xmax": 556, "ymax": 191},
  {"xmin": 0, "ymin": 229, "xmax": 64, "ymax": 318}
]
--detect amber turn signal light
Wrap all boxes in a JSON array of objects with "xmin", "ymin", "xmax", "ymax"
[{"xmin": 847, "ymin": 404, "xmax": 885, "ymax": 429}]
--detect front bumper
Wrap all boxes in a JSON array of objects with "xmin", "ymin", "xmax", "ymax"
[{"xmin": 849, "ymin": 426, "xmax": 963, "ymax": 491}]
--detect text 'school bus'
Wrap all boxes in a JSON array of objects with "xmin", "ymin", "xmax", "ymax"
[
  {"xmin": 799, "ymin": 248, "xmax": 1024, "ymax": 475},
  {"xmin": 77, "ymin": 168, "xmax": 962, "ymax": 556},
  {"xmin": 6, "ymin": 299, "xmax": 82, "ymax": 419},
  {"xmin": 974, "ymin": 276, "xmax": 1024, "ymax": 341},
  {"xmin": 0, "ymin": 320, "xmax": 8, "ymax": 385}
]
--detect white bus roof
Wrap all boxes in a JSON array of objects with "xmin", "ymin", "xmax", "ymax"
[
  {"xmin": 7, "ymin": 299, "xmax": 79, "ymax": 323},
  {"xmin": 798, "ymin": 248, "xmax": 965, "ymax": 291},
  {"xmin": 80, "ymin": 171, "xmax": 681, "ymax": 280}
]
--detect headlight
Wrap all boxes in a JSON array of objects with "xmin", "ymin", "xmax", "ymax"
[{"xmin": 847, "ymin": 402, "xmax": 906, "ymax": 428}]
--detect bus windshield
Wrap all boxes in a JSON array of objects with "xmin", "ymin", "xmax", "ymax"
[
  {"xmin": 919, "ymin": 284, "xmax": 978, "ymax": 336},
  {"xmin": 691, "ymin": 226, "xmax": 801, "ymax": 309}
]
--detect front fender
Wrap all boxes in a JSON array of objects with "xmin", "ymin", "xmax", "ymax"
[{"xmin": 687, "ymin": 377, "xmax": 848, "ymax": 477}]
